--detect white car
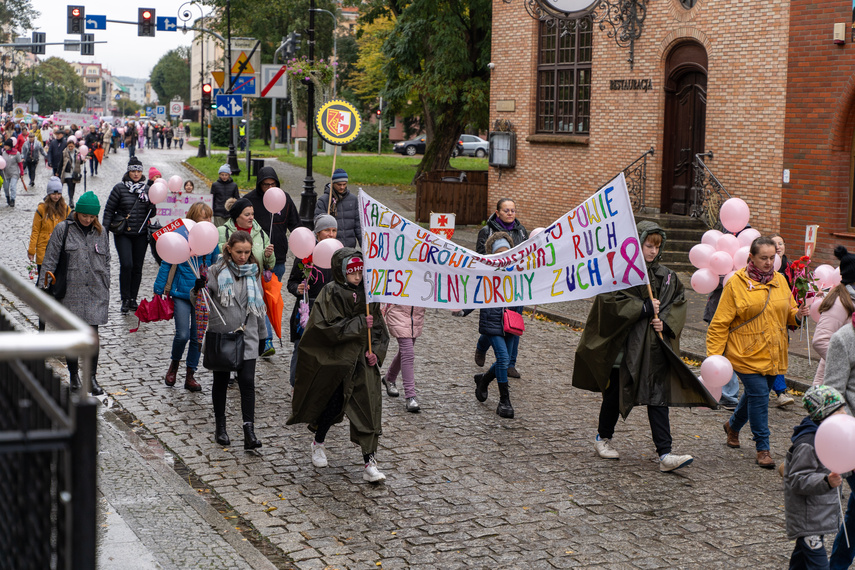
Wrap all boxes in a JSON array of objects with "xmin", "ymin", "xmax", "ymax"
[{"xmin": 457, "ymin": 134, "xmax": 489, "ymax": 158}]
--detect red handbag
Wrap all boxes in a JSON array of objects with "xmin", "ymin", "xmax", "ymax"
[{"xmin": 503, "ymin": 309, "xmax": 525, "ymax": 336}]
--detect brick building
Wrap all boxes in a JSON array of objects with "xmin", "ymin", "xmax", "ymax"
[{"xmin": 489, "ymin": 0, "xmax": 855, "ymax": 262}]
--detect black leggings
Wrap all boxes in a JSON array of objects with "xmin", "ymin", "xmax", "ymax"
[
  {"xmin": 113, "ymin": 233, "xmax": 148, "ymax": 301},
  {"xmin": 67, "ymin": 325, "xmax": 100, "ymax": 377},
  {"xmin": 212, "ymin": 359, "xmax": 256, "ymax": 424},
  {"xmin": 65, "ymin": 180, "xmax": 76, "ymax": 205},
  {"xmin": 314, "ymin": 383, "xmax": 344, "ymax": 444},
  {"xmin": 597, "ymin": 368, "xmax": 672, "ymax": 456}
]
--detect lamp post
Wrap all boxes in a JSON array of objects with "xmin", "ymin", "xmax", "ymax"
[
  {"xmin": 298, "ymin": 0, "xmax": 317, "ymax": 229},
  {"xmin": 309, "ymin": 8, "xmax": 337, "ymax": 96},
  {"xmin": 225, "ymin": 0, "xmax": 240, "ymax": 175}
]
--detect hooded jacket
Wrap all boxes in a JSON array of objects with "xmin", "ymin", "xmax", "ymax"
[
  {"xmin": 2, "ymin": 147, "xmax": 21, "ymax": 179},
  {"xmin": 783, "ymin": 417, "xmax": 842, "ymax": 540},
  {"xmin": 706, "ymin": 266, "xmax": 800, "ymax": 375},
  {"xmin": 476, "ymin": 213, "xmax": 529, "ymax": 255},
  {"xmin": 314, "ymin": 182, "xmax": 362, "ymax": 248},
  {"xmin": 210, "ymin": 175, "xmax": 240, "ymax": 218},
  {"xmin": 573, "ymin": 220, "xmax": 716, "ymax": 417},
  {"xmin": 217, "ymin": 218, "xmax": 275, "ymax": 270},
  {"xmin": 102, "ymin": 173, "xmax": 157, "ymax": 235},
  {"xmin": 244, "ymin": 166, "xmax": 301, "ymax": 260},
  {"xmin": 287, "ymin": 247, "xmax": 390, "ymax": 455}
]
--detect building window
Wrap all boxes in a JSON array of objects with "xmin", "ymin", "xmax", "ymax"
[{"xmin": 536, "ymin": 19, "xmax": 592, "ymax": 135}]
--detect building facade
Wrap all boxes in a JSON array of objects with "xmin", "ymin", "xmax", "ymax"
[
  {"xmin": 73, "ymin": 62, "xmax": 111, "ymax": 114},
  {"xmin": 488, "ymin": 0, "xmax": 828, "ymax": 254}
]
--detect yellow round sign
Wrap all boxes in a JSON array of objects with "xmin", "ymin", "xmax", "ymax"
[{"xmin": 315, "ymin": 100, "xmax": 362, "ymax": 146}]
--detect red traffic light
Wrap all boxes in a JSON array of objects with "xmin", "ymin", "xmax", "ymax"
[
  {"xmin": 376, "ymin": 109, "xmax": 381, "ymax": 116},
  {"xmin": 142, "ymin": 10, "xmax": 152, "ymax": 19},
  {"xmin": 72, "ymin": 8, "xmax": 81, "ymax": 16},
  {"xmin": 201, "ymin": 83, "xmax": 212, "ymax": 94}
]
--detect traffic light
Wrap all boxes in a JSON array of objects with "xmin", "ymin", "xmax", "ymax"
[
  {"xmin": 31, "ymin": 31, "xmax": 45, "ymax": 55},
  {"xmin": 81, "ymin": 33, "xmax": 94, "ymax": 56},
  {"xmin": 67, "ymin": 5, "xmax": 85, "ymax": 35},
  {"xmin": 4, "ymin": 96, "xmax": 12, "ymax": 113},
  {"xmin": 138, "ymin": 8, "xmax": 156, "ymax": 37},
  {"xmin": 285, "ymin": 31, "xmax": 302, "ymax": 58},
  {"xmin": 201, "ymin": 83, "xmax": 212, "ymax": 108},
  {"xmin": 376, "ymin": 109, "xmax": 381, "ymax": 117}
]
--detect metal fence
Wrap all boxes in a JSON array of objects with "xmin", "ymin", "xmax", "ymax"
[
  {"xmin": 0, "ymin": 265, "xmax": 99, "ymax": 570},
  {"xmin": 690, "ymin": 151, "xmax": 732, "ymax": 229}
]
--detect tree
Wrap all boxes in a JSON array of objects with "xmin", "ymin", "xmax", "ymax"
[
  {"xmin": 150, "ymin": 47, "xmax": 191, "ymax": 104},
  {"xmin": 367, "ymin": 0, "xmax": 491, "ymax": 178},
  {"xmin": 348, "ymin": 17, "xmax": 394, "ymax": 110},
  {"xmin": 0, "ymin": 0, "xmax": 39, "ymax": 43},
  {"xmin": 13, "ymin": 57, "xmax": 85, "ymax": 114}
]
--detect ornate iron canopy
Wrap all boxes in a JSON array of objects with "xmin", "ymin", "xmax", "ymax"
[{"xmin": 520, "ymin": 0, "xmax": 649, "ymax": 69}]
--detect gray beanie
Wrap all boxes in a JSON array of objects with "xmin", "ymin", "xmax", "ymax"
[
  {"xmin": 218, "ymin": 164, "xmax": 231, "ymax": 175},
  {"xmin": 313, "ymin": 214, "xmax": 337, "ymax": 235},
  {"xmin": 46, "ymin": 176, "xmax": 63, "ymax": 195}
]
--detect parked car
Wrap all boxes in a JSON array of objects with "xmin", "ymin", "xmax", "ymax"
[
  {"xmin": 457, "ymin": 134, "xmax": 489, "ymax": 158},
  {"xmin": 394, "ymin": 136, "xmax": 427, "ymax": 156}
]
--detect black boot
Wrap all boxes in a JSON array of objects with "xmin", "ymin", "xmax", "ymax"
[
  {"xmin": 128, "ymin": 298, "xmax": 139, "ymax": 310},
  {"xmin": 243, "ymin": 422, "xmax": 262, "ymax": 450},
  {"xmin": 90, "ymin": 376, "xmax": 104, "ymax": 396},
  {"xmin": 69, "ymin": 372, "xmax": 81, "ymax": 391},
  {"xmin": 215, "ymin": 416, "xmax": 230, "ymax": 446},
  {"xmin": 120, "ymin": 299, "xmax": 130, "ymax": 314},
  {"xmin": 496, "ymin": 383, "xmax": 514, "ymax": 419},
  {"xmin": 164, "ymin": 359, "xmax": 180, "ymax": 387},
  {"xmin": 474, "ymin": 370, "xmax": 495, "ymax": 403}
]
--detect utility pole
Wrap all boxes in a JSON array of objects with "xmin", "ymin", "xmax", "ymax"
[
  {"xmin": 298, "ymin": 0, "xmax": 317, "ymax": 229},
  {"xmin": 225, "ymin": 0, "xmax": 240, "ymax": 175}
]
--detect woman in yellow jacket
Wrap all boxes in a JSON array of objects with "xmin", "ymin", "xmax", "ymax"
[
  {"xmin": 707, "ymin": 236, "xmax": 809, "ymax": 469},
  {"xmin": 28, "ymin": 177, "xmax": 72, "ymax": 331}
]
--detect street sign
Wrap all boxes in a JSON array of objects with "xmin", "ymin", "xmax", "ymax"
[
  {"xmin": 212, "ymin": 88, "xmax": 222, "ymax": 99},
  {"xmin": 85, "ymin": 15, "xmax": 106, "ymax": 30},
  {"xmin": 169, "ymin": 101, "xmax": 183, "ymax": 116},
  {"xmin": 146, "ymin": 106, "xmax": 153, "ymax": 116},
  {"xmin": 64, "ymin": 40, "xmax": 81, "ymax": 51},
  {"xmin": 315, "ymin": 100, "xmax": 362, "ymax": 146},
  {"xmin": 114, "ymin": 94, "xmax": 120, "ymax": 100},
  {"xmin": 216, "ymin": 94, "xmax": 243, "ymax": 118},
  {"xmin": 156, "ymin": 17, "xmax": 177, "ymax": 32},
  {"xmin": 211, "ymin": 71, "xmax": 224, "ymax": 87},
  {"xmin": 156, "ymin": 105, "xmax": 166, "ymax": 119},
  {"xmin": 260, "ymin": 64, "xmax": 288, "ymax": 98},
  {"xmin": 230, "ymin": 74, "xmax": 257, "ymax": 96}
]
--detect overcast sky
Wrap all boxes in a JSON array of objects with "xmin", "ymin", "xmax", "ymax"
[{"xmin": 32, "ymin": 0, "xmax": 197, "ymax": 78}]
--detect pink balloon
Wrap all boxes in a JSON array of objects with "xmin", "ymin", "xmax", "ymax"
[
  {"xmin": 312, "ymin": 239, "xmax": 344, "ymax": 269},
  {"xmin": 716, "ymin": 234, "xmax": 740, "ymax": 257},
  {"xmin": 68, "ymin": 135, "xmax": 77, "ymax": 144},
  {"xmin": 167, "ymin": 175, "xmax": 183, "ymax": 193},
  {"xmin": 117, "ymin": 128, "xmax": 124, "ymax": 135},
  {"xmin": 737, "ymin": 228, "xmax": 761, "ymax": 249},
  {"xmin": 709, "ymin": 251, "xmax": 734, "ymax": 276},
  {"xmin": 700, "ymin": 355, "xmax": 734, "ymax": 388},
  {"xmin": 811, "ymin": 298, "xmax": 823, "ymax": 323},
  {"xmin": 723, "ymin": 270, "xmax": 737, "ymax": 286},
  {"xmin": 156, "ymin": 232, "xmax": 191, "ymax": 265},
  {"xmin": 774, "ymin": 253, "xmax": 782, "ymax": 272},
  {"xmin": 0, "ymin": 156, "xmax": 8, "ymax": 169},
  {"xmin": 720, "ymin": 198, "xmax": 751, "ymax": 234},
  {"xmin": 732, "ymin": 246, "xmax": 750, "ymax": 270},
  {"xmin": 530, "ymin": 227, "xmax": 545, "ymax": 238},
  {"xmin": 74, "ymin": 130, "xmax": 83, "ymax": 138},
  {"xmin": 289, "ymin": 226, "xmax": 316, "ymax": 259},
  {"xmin": 262, "ymin": 187, "xmax": 287, "ymax": 213},
  {"xmin": 689, "ymin": 244, "xmax": 716, "ymax": 270},
  {"xmin": 816, "ymin": 414, "xmax": 855, "ymax": 473},
  {"xmin": 701, "ymin": 230, "xmax": 722, "ymax": 247},
  {"xmin": 188, "ymin": 221, "xmax": 219, "ymax": 255},
  {"xmin": 77, "ymin": 144, "xmax": 89, "ymax": 158},
  {"xmin": 814, "ymin": 264, "xmax": 834, "ymax": 287},
  {"xmin": 828, "ymin": 267, "xmax": 842, "ymax": 288},
  {"xmin": 148, "ymin": 182, "xmax": 168, "ymax": 205},
  {"xmin": 691, "ymin": 268, "xmax": 719, "ymax": 295}
]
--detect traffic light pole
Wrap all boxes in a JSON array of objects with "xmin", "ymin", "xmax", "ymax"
[
  {"xmin": 225, "ymin": 0, "xmax": 240, "ymax": 176},
  {"xmin": 298, "ymin": 0, "xmax": 317, "ymax": 230},
  {"xmin": 197, "ymin": 104, "xmax": 207, "ymax": 158}
]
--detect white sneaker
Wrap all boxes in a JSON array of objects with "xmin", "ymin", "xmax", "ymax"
[
  {"xmin": 363, "ymin": 457, "xmax": 386, "ymax": 482},
  {"xmin": 311, "ymin": 441, "xmax": 328, "ymax": 468},
  {"xmin": 659, "ymin": 453, "xmax": 693, "ymax": 472},
  {"xmin": 594, "ymin": 437, "xmax": 620, "ymax": 459},
  {"xmin": 775, "ymin": 393, "xmax": 795, "ymax": 408}
]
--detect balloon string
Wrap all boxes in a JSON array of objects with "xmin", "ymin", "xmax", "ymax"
[{"xmin": 840, "ymin": 486, "xmax": 850, "ymax": 549}]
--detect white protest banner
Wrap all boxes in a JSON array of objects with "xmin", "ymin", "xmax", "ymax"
[
  {"xmin": 359, "ymin": 173, "xmax": 649, "ymax": 309},
  {"xmin": 52, "ymin": 112, "xmax": 102, "ymax": 127},
  {"xmin": 156, "ymin": 194, "xmax": 213, "ymax": 221}
]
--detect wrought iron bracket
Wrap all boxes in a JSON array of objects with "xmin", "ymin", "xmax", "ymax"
[{"xmin": 517, "ymin": 0, "xmax": 649, "ymax": 69}]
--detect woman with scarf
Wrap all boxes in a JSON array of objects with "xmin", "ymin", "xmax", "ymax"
[
  {"xmin": 205, "ymin": 230, "xmax": 268, "ymax": 450},
  {"xmin": 708, "ymin": 236, "xmax": 809, "ymax": 469},
  {"xmin": 102, "ymin": 157, "xmax": 157, "ymax": 314}
]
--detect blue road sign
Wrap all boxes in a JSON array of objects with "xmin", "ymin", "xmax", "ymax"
[
  {"xmin": 85, "ymin": 15, "xmax": 106, "ymax": 30},
  {"xmin": 156, "ymin": 17, "xmax": 178, "ymax": 32},
  {"xmin": 216, "ymin": 95, "xmax": 243, "ymax": 118},
  {"xmin": 156, "ymin": 106, "xmax": 166, "ymax": 117},
  {"xmin": 212, "ymin": 88, "xmax": 222, "ymax": 99},
  {"xmin": 230, "ymin": 75, "xmax": 256, "ymax": 96},
  {"xmin": 146, "ymin": 107, "xmax": 153, "ymax": 116}
]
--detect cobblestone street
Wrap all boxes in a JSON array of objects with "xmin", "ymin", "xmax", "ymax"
[{"xmin": 0, "ymin": 146, "xmax": 829, "ymax": 568}]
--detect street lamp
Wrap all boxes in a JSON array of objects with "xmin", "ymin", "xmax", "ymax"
[{"xmin": 297, "ymin": 0, "xmax": 317, "ymax": 229}]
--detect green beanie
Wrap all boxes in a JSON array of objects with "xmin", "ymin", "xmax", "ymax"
[{"xmin": 75, "ymin": 191, "xmax": 101, "ymax": 216}]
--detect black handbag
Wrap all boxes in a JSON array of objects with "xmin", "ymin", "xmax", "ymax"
[
  {"xmin": 109, "ymin": 198, "xmax": 140, "ymax": 234},
  {"xmin": 45, "ymin": 222, "xmax": 71, "ymax": 300},
  {"xmin": 203, "ymin": 314, "xmax": 251, "ymax": 372}
]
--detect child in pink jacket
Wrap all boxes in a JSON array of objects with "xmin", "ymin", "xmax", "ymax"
[
  {"xmin": 812, "ymin": 246, "xmax": 855, "ymax": 385},
  {"xmin": 381, "ymin": 304, "xmax": 425, "ymax": 412}
]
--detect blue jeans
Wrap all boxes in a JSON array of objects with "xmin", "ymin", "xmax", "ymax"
[
  {"xmin": 171, "ymin": 297, "xmax": 201, "ymax": 370},
  {"xmin": 3, "ymin": 174, "xmax": 19, "ymax": 203},
  {"xmin": 830, "ymin": 474, "xmax": 855, "ymax": 569},
  {"xmin": 263, "ymin": 263, "xmax": 287, "ymax": 340},
  {"xmin": 721, "ymin": 372, "xmax": 740, "ymax": 405},
  {"xmin": 478, "ymin": 333, "xmax": 518, "ymax": 368},
  {"xmin": 485, "ymin": 334, "xmax": 514, "ymax": 385},
  {"xmin": 773, "ymin": 374, "xmax": 787, "ymax": 395},
  {"xmin": 729, "ymin": 372, "xmax": 775, "ymax": 451},
  {"xmin": 791, "ymin": 535, "xmax": 830, "ymax": 569}
]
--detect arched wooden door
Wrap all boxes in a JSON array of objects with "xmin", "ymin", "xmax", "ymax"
[{"xmin": 661, "ymin": 42, "xmax": 708, "ymax": 215}]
